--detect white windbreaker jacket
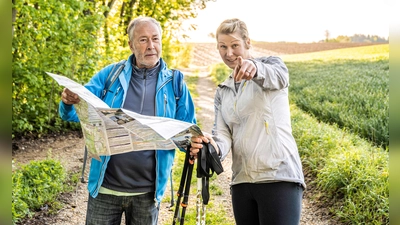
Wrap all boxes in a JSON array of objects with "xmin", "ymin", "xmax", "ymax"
[{"xmin": 213, "ymin": 56, "xmax": 306, "ymax": 188}]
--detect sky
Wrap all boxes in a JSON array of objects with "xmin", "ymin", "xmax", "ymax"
[{"xmin": 182, "ymin": 0, "xmax": 392, "ymax": 43}]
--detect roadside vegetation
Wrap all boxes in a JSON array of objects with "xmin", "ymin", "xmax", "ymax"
[{"xmin": 209, "ymin": 44, "xmax": 389, "ymax": 224}]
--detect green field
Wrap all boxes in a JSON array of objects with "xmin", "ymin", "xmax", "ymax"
[{"xmin": 282, "ymin": 44, "xmax": 389, "ymax": 149}]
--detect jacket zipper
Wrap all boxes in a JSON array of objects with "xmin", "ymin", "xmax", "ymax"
[
  {"xmin": 140, "ymin": 70, "xmax": 147, "ymax": 113},
  {"xmin": 155, "ymin": 77, "xmax": 173, "ymax": 114},
  {"xmin": 163, "ymin": 93, "xmax": 167, "ymax": 117}
]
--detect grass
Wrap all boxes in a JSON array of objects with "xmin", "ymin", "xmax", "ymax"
[{"xmin": 291, "ymin": 104, "xmax": 388, "ymax": 224}]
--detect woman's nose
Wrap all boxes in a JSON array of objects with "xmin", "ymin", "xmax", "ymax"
[{"xmin": 226, "ymin": 47, "xmax": 234, "ymax": 56}]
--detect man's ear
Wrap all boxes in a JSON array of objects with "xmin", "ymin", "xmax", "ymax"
[{"xmin": 128, "ymin": 41, "xmax": 134, "ymax": 51}]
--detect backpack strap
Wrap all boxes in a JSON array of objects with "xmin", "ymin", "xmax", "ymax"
[
  {"xmin": 171, "ymin": 69, "xmax": 183, "ymax": 100},
  {"xmin": 101, "ymin": 59, "xmax": 127, "ymax": 100}
]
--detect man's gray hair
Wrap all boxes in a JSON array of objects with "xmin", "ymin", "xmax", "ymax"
[{"xmin": 127, "ymin": 17, "xmax": 162, "ymax": 41}]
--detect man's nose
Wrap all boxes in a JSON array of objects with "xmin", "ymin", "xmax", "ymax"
[{"xmin": 147, "ymin": 40, "xmax": 155, "ymax": 50}]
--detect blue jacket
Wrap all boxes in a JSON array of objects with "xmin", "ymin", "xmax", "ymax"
[{"xmin": 59, "ymin": 55, "xmax": 196, "ymax": 203}]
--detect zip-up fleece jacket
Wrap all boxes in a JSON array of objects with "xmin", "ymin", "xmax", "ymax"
[
  {"xmin": 213, "ymin": 56, "xmax": 306, "ymax": 188},
  {"xmin": 59, "ymin": 55, "xmax": 197, "ymax": 203}
]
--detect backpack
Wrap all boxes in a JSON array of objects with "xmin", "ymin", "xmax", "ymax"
[{"xmin": 80, "ymin": 60, "xmax": 184, "ymax": 183}]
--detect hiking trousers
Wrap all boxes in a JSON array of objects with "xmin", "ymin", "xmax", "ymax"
[
  {"xmin": 85, "ymin": 192, "xmax": 158, "ymax": 225},
  {"xmin": 231, "ymin": 182, "xmax": 303, "ymax": 225}
]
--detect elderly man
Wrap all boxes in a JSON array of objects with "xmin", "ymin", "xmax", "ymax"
[{"xmin": 59, "ymin": 17, "xmax": 196, "ymax": 225}]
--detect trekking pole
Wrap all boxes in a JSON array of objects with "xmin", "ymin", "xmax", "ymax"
[
  {"xmin": 173, "ymin": 149, "xmax": 195, "ymax": 225},
  {"xmin": 169, "ymin": 168, "xmax": 175, "ymax": 209},
  {"xmin": 196, "ymin": 175, "xmax": 202, "ymax": 225},
  {"xmin": 196, "ymin": 149, "xmax": 207, "ymax": 225},
  {"xmin": 172, "ymin": 151, "xmax": 189, "ymax": 224},
  {"xmin": 179, "ymin": 156, "xmax": 195, "ymax": 225},
  {"xmin": 200, "ymin": 176, "xmax": 207, "ymax": 225}
]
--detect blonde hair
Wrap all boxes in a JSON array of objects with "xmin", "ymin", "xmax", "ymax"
[
  {"xmin": 127, "ymin": 17, "xmax": 162, "ymax": 41},
  {"xmin": 215, "ymin": 18, "xmax": 250, "ymax": 49}
]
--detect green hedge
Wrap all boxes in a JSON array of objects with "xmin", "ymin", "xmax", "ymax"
[{"xmin": 12, "ymin": 0, "xmax": 104, "ymax": 137}]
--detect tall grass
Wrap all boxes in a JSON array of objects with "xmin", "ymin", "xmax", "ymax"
[{"xmin": 291, "ymin": 104, "xmax": 388, "ymax": 224}]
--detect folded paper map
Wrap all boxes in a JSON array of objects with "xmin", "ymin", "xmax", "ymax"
[{"xmin": 47, "ymin": 72, "xmax": 202, "ymax": 160}]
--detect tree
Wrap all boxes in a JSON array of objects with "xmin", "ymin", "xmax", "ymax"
[{"xmin": 324, "ymin": 30, "xmax": 330, "ymax": 42}]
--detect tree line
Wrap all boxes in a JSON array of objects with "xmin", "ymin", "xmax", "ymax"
[{"xmin": 323, "ymin": 31, "xmax": 388, "ymax": 43}]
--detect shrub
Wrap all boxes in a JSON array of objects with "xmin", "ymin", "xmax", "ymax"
[{"xmin": 12, "ymin": 159, "xmax": 68, "ymax": 224}]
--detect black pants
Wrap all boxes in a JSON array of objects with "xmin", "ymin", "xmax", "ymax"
[{"xmin": 231, "ymin": 182, "xmax": 303, "ymax": 225}]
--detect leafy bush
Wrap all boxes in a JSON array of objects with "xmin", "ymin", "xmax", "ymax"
[
  {"xmin": 12, "ymin": 0, "xmax": 104, "ymax": 137},
  {"xmin": 12, "ymin": 159, "xmax": 68, "ymax": 224}
]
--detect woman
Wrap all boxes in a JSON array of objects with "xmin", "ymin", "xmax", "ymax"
[{"xmin": 190, "ymin": 18, "xmax": 306, "ymax": 225}]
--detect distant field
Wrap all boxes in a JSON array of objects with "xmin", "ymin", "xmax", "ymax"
[
  {"xmin": 188, "ymin": 42, "xmax": 385, "ymax": 67},
  {"xmin": 252, "ymin": 42, "xmax": 385, "ymax": 54}
]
